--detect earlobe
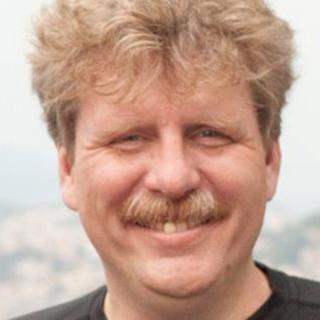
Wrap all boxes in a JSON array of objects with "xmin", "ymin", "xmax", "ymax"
[
  {"xmin": 265, "ymin": 140, "xmax": 281, "ymax": 201},
  {"xmin": 58, "ymin": 147, "xmax": 78, "ymax": 211}
]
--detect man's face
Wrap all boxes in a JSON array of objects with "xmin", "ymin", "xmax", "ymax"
[{"xmin": 59, "ymin": 83, "xmax": 280, "ymax": 299}]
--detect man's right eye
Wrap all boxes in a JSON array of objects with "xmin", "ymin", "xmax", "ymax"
[
  {"xmin": 122, "ymin": 134, "xmax": 143, "ymax": 142},
  {"xmin": 110, "ymin": 133, "xmax": 146, "ymax": 151}
]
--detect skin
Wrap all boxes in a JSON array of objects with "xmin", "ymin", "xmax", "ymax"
[{"xmin": 59, "ymin": 82, "xmax": 281, "ymax": 320}]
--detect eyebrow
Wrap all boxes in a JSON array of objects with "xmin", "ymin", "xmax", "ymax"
[
  {"xmin": 94, "ymin": 117, "xmax": 243, "ymax": 142},
  {"xmin": 89, "ymin": 96, "xmax": 249, "ymax": 142},
  {"xmin": 91, "ymin": 120, "xmax": 155, "ymax": 142}
]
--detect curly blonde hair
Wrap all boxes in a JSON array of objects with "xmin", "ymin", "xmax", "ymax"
[{"xmin": 30, "ymin": 0, "xmax": 295, "ymax": 151}]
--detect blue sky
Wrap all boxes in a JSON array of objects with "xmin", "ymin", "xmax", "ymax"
[{"xmin": 0, "ymin": 0, "xmax": 319, "ymax": 218}]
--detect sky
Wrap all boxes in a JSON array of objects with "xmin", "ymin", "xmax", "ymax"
[{"xmin": 0, "ymin": 0, "xmax": 319, "ymax": 218}]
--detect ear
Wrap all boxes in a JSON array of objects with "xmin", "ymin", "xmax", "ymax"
[
  {"xmin": 265, "ymin": 139, "xmax": 281, "ymax": 201},
  {"xmin": 58, "ymin": 147, "xmax": 78, "ymax": 211}
]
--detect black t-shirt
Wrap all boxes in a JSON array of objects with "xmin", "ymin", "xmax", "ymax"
[{"xmin": 12, "ymin": 263, "xmax": 320, "ymax": 320}]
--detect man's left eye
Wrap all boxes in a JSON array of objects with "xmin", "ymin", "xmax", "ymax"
[
  {"xmin": 123, "ymin": 134, "xmax": 142, "ymax": 141},
  {"xmin": 198, "ymin": 129, "xmax": 219, "ymax": 138},
  {"xmin": 192, "ymin": 128, "xmax": 231, "ymax": 147}
]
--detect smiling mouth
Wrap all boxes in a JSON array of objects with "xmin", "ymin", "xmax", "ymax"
[
  {"xmin": 133, "ymin": 218, "xmax": 215, "ymax": 234},
  {"xmin": 121, "ymin": 190, "xmax": 228, "ymax": 236}
]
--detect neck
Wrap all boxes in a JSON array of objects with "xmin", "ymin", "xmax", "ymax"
[{"xmin": 104, "ymin": 260, "xmax": 272, "ymax": 320}]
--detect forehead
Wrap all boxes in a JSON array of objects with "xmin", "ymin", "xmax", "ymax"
[{"xmin": 78, "ymin": 82, "xmax": 256, "ymax": 126}]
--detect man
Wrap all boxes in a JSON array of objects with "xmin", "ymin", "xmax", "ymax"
[{"xmin": 14, "ymin": 0, "xmax": 320, "ymax": 319}]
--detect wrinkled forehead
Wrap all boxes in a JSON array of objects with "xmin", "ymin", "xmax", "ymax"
[{"xmin": 78, "ymin": 80, "xmax": 256, "ymax": 128}]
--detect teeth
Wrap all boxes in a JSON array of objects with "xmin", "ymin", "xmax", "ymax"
[
  {"xmin": 161, "ymin": 221, "xmax": 202, "ymax": 234},
  {"xmin": 136, "ymin": 219, "xmax": 211, "ymax": 234},
  {"xmin": 164, "ymin": 222, "xmax": 176, "ymax": 234},
  {"xmin": 176, "ymin": 222, "xmax": 188, "ymax": 232}
]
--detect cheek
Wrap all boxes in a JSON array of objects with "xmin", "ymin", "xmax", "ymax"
[
  {"xmin": 72, "ymin": 160, "xmax": 137, "ymax": 264},
  {"xmin": 74, "ymin": 156, "xmax": 146, "ymax": 210},
  {"xmin": 202, "ymin": 154, "xmax": 268, "ymax": 264},
  {"xmin": 202, "ymin": 152, "xmax": 268, "ymax": 210}
]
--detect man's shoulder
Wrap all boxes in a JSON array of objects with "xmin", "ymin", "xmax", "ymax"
[
  {"xmin": 11, "ymin": 286, "xmax": 106, "ymax": 320},
  {"xmin": 287, "ymin": 273, "xmax": 320, "ymax": 305},
  {"xmin": 282, "ymin": 272, "xmax": 320, "ymax": 318},
  {"xmin": 265, "ymin": 264, "xmax": 320, "ymax": 317},
  {"xmin": 269, "ymin": 266, "xmax": 320, "ymax": 304}
]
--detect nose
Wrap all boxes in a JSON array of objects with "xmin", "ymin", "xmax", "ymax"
[{"xmin": 143, "ymin": 135, "xmax": 201, "ymax": 199}]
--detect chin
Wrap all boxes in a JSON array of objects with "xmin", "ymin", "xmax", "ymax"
[
  {"xmin": 138, "ymin": 257, "xmax": 221, "ymax": 299},
  {"xmin": 143, "ymin": 271, "xmax": 216, "ymax": 299}
]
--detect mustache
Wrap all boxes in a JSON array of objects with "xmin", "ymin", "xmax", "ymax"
[{"xmin": 120, "ymin": 190, "xmax": 228, "ymax": 227}]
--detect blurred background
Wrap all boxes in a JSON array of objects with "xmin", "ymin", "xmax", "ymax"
[{"xmin": 0, "ymin": 0, "xmax": 319, "ymax": 318}]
